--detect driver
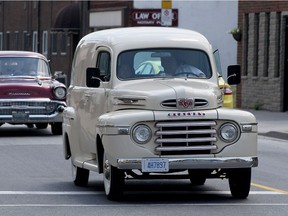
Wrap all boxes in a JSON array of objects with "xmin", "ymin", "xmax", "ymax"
[
  {"xmin": 161, "ymin": 56, "xmax": 178, "ymax": 76},
  {"xmin": 161, "ymin": 56, "xmax": 206, "ymax": 77}
]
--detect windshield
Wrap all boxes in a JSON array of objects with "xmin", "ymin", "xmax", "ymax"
[
  {"xmin": 117, "ymin": 48, "xmax": 212, "ymax": 80},
  {"xmin": 0, "ymin": 57, "xmax": 51, "ymax": 77}
]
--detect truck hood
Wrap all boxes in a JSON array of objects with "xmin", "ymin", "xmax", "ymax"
[
  {"xmin": 110, "ymin": 78, "xmax": 222, "ymax": 111},
  {"xmin": 0, "ymin": 77, "xmax": 54, "ymax": 99}
]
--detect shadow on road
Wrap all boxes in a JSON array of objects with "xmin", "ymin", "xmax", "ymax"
[{"xmin": 0, "ymin": 124, "xmax": 54, "ymax": 137}]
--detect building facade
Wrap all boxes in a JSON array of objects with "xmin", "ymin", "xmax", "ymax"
[
  {"xmin": 0, "ymin": 1, "xmax": 132, "ymax": 86},
  {"xmin": 3, "ymin": 1, "xmax": 285, "ymax": 112},
  {"xmin": 0, "ymin": 1, "xmax": 237, "ymax": 85},
  {"xmin": 237, "ymin": 1, "xmax": 288, "ymax": 112},
  {"xmin": 0, "ymin": 1, "xmax": 81, "ymax": 85}
]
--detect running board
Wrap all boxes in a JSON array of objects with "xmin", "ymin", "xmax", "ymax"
[{"xmin": 83, "ymin": 159, "xmax": 99, "ymax": 172}]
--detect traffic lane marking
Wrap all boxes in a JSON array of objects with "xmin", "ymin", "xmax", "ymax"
[
  {"xmin": 0, "ymin": 190, "xmax": 285, "ymax": 195},
  {"xmin": 0, "ymin": 190, "xmax": 287, "ymax": 207},
  {"xmin": 0, "ymin": 203, "xmax": 287, "ymax": 207},
  {"xmin": 251, "ymin": 182, "xmax": 288, "ymax": 195}
]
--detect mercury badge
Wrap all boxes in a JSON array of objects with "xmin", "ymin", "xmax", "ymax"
[{"xmin": 177, "ymin": 98, "xmax": 194, "ymax": 109}]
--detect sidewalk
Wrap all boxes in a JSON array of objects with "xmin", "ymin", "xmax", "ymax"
[{"xmin": 246, "ymin": 109, "xmax": 288, "ymax": 140}]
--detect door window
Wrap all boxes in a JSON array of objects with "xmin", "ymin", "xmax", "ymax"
[{"xmin": 97, "ymin": 51, "xmax": 111, "ymax": 81}]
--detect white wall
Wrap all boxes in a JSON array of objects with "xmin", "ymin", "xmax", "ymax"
[{"xmin": 134, "ymin": 0, "xmax": 238, "ymax": 79}]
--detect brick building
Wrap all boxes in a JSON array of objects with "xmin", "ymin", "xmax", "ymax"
[
  {"xmin": 237, "ymin": 1, "xmax": 288, "ymax": 111},
  {"xmin": 0, "ymin": 1, "xmax": 79, "ymax": 85},
  {"xmin": 0, "ymin": 1, "xmax": 132, "ymax": 86}
]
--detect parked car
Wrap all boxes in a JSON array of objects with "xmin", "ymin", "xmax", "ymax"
[
  {"xmin": 218, "ymin": 74, "xmax": 234, "ymax": 108},
  {"xmin": 0, "ymin": 51, "xmax": 66, "ymax": 135},
  {"xmin": 63, "ymin": 27, "xmax": 257, "ymax": 200}
]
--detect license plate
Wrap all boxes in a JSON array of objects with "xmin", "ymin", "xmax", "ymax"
[
  {"xmin": 12, "ymin": 111, "xmax": 29, "ymax": 122},
  {"xmin": 142, "ymin": 158, "xmax": 169, "ymax": 172}
]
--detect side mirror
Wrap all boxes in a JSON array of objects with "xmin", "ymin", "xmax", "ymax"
[
  {"xmin": 227, "ymin": 65, "xmax": 241, "ymax": 85},
  {"xmin": 86, "ymin": 68, "xmax": 101, "ymax": 88}
]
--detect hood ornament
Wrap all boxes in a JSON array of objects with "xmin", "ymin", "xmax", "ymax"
[{"xmin": 177, "ymin": 98, "xmax": 194, "ymax": 109}]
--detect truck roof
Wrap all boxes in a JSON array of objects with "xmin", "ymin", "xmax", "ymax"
[{"xmin": 80, "ymin": 27, "xmax": 212, "ymax": 52}]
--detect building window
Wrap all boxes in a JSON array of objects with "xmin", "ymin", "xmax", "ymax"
[
  {"xmin": 60, "ymin": 33, "xmax": 67, "ymax": 55},
  {"xmin": 33, "ymin": 31, "xmax": 38, "ymax": 52},
  {"xmin": 275, "ymin": 12, "xmax": 281, "ymax": 78},
  {"xmin": 263, "ymin": 13, "xmax": 270, "ymax": 78},
  {"xmin": 42, "ymin": 31, "xmax": 48, "ymax": 55},
  {"xmin": 0, "ymin": 32, "xmax": 2, "ymax": 50},
  {"xmin": 23, "ymin": 31, "xmax": 28, "ymax": 50},
  {"xmin": 6, "ymin": 32, "xmax": 10, "ymax": 50},
  {"xmin": 14, "ymin": 31, "xmax": 19, "ymax": 50},
  {"xmin": 253, "ymin": 13, "xmax": 259, "ymax": 77},
  {"xmin": 243, "ymin": 14, "xmax": 249, "ymax": 76},
  {"xmin": 51, "ymin": 32, "xmax": 57, "ymax": 55}
]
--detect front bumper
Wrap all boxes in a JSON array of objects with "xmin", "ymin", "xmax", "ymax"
[
  {"xmin": 0, "ymin": 98, "xmax": 66, "ymax": 123},
  {"xmin": 117, "ymin": 156, "xmax": 258, "ymax": 170}
]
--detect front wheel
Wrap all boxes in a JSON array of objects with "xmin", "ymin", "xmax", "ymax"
[
  {"xmin": 103, "ymin": 152, "xmax": 124, "ymax": 201},
  {"xmin": 188, "ymin": 169, "xmax": 207, "ymax": 185},
  {"xmin": 72, "ymin": 163, "xmax": 89, "ymax": 187},
  {"xmin": 36, "ymin": 123, "xmax": 48, "ymax": 129},
  {"xmin": 51, "ymin": 122, "xmax": 62, "ymax": 135},
  {"xmin": 229, "ymin": 168, "xmax": 251, "ymax": 199}
]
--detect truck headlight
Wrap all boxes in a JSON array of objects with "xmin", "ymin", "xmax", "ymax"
[
  {"xmin": 219, "ymin": 123, "xmax": 239, "ymax": 143},
  {"xmin": 132, "ymin": 124, "xmax": 152, "ymax": 144},
  {"xmin": 53, "ymin": 86, "xmax": 66, "ymax": 99}
]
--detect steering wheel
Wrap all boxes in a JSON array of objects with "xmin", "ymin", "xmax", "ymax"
[{"xmin": 175, "ymin": 72, "xmax": 198, "ymax": 77}]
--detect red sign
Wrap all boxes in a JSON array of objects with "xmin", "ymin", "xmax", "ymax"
[{"xmin": 131, "ymin": 9, "xmax": 178, "ymax": 27}]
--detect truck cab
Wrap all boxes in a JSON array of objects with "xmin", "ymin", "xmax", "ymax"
[{"xmin": 63, "ymin": 27, "xmax": 257, "ymax": 200}]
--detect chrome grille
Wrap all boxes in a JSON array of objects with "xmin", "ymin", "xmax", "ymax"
[
  {"xmin": 155, "ymin": 120, "xmax": 217, "ymax": 155},
  {"xmin": 161, "ymin": 98, "xmax": 208, "ymax": 108},
  {"xmin": 0, "ymin": 101, "xmax": 58, "ymax": 115}
]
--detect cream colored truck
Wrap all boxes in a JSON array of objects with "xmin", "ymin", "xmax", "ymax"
[{"xmin": 63, "ymin": 27, "xmax": 258, "ymax": 200}]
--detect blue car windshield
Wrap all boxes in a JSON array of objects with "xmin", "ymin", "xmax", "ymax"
[{"xmin": 117, "ymin": 48, "xmax": 212, "ymax": 80}]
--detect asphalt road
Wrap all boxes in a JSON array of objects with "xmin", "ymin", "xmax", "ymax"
[{"xmin": 0, "ymin": 124, "xmax": 287, "ymax": 216}]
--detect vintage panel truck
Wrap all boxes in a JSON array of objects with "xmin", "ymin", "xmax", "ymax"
[{"xmin": 62, "ymin": 27, "xmax": 258, "ymax": 200}]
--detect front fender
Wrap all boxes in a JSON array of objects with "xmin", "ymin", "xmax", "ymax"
[
  {"xmin": 96, "ymin": 109, "xmax": 155, "ymax": 136},
  {"xmin": 217, "ymin": 108, "xmax": 258, "ymax": 131}
]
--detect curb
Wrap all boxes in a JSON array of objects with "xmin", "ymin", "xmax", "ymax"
[{"xmin": 259, "ymin": 131, "xmax": 288, "ymax": 141}]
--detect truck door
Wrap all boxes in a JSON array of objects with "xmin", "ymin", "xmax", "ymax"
[{"xmin": 79, "ymin": 49, "xmax": 111, "ymax": 154}]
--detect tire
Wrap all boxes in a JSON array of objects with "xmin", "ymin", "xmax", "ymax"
[
  {"xmin": 229, "ymin": 168, "xmax": 251, "ymax": 199},
  {"xmin": 51, "ymin": 122, "xmax": 62, "ymax": 135},
  {"xmin": 103, "ymin": 152, "xmax": 124, "ymax": 201},
  {"xmin": 72, "ymin": 163, "xmax": 89, "ymax": 187},
  {"xmin": 35, "ymin": 123, "xmax": 48, "ymax": 129},
  {"xmin": 26, "ymin": 124, "xmax": 34, "ymax": 128},
  {"xmin": 188, "ymin": 169, "xmax": 207, "ymax": 185}
]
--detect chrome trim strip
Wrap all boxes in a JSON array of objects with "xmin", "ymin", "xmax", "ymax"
[
  {"xmin": 0, "ymin": 98, "xmax": 66, "ymax": 103},
  {"xmin": 155, "ymin": 129, "xmax": 216, "ymax": 135},
  {"xmin": 155, "ymin": 137, "xmax": 217, "ymax": 143},
  {"xmin": 155, "ymin": 121, "xmax": 216, "ymax": 127},
  {"xmin": 0, "ymin": 112, "xmax": 63, "ymax": 123},
  {"xmin": 156, "ymin": 145, "xmax": 217, "ymax": 151}
]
